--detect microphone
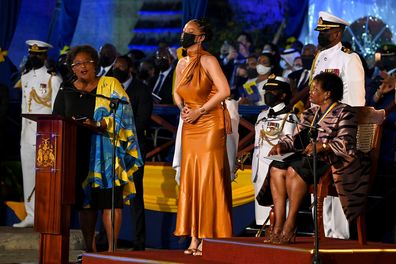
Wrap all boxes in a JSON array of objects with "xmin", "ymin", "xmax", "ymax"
[
  {"xmin": 288, "ymin": 107, "xmax": 300, "ymax": 124},
  {"xmin": 60, "ymin": 74, "xmax": 77, "ymax": 91},
  {"xmin": 288, "ymin": 107, "xmax": 325, "ymax": 132},
  {"xmin": 59, "ymin": 74, "xmax": 129, "ymax": 105}
]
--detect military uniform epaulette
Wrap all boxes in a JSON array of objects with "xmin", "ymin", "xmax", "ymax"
[{"xmin": 341, "ymin": 46, "xmax": 353, "ymax": 54}]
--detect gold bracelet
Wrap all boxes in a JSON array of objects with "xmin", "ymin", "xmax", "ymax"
[{"xmin": 199, "ymin": 107, "xmax": 206, "ymax": 114}]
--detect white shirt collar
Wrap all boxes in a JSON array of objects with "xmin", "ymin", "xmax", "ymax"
[
  {"xmin": 122, "ymin": 76, "xmax": 133, "ymax": 90},
  {"xmin": 270, "ymin": 102, "xmax": 286, "ymax": 113},
  {"xmin": 320, "ymin": 42, "xmax": 342, "ymax": 56},
  {"xmin": 159, "ymin": 66, "xmax": 172, "ymax": 79}
]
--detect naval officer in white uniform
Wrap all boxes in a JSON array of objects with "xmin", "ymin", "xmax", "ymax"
[
  {"xmin": 13, "ymin": 40, "xmax": 62, "ymax": 228},
  {"xmin": 252, "ymin": 75, "xmax": 296, "ymax": 225},
  {"xmin": 311, "ymin": 11, "xmax": 366, "ymax": 238}
]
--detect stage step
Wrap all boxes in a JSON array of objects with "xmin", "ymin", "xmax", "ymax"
[
  {"xmin": 202, "ymin": 237, "xmax": 396, "ymax": 264},
  {"xmin": 81, "ymin": 236, "xmax": 396, "ymax": 264},
  {"xmin": 0, "ymin": 226, "xmax": 83, "ymax": 250}
]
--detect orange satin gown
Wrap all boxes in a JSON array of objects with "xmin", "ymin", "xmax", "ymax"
[{"xmin": 174, "ymin": 49, "xmax": 233, "ymax": 238}]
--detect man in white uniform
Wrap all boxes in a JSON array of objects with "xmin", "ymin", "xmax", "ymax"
[
  {"xmin": 13, "ymin": 40, "xmax": 62, "ymax": 228},
  {"xmin": 311, "ymin": 11, "xmax": 366, "ymax": 238},
  {"xmin": 252, "ymin": 75, "xmax": 296, "ymax": 225}
]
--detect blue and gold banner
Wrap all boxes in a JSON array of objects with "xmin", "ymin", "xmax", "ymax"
[{"xmin": 143, "ymin": 164, "xmax": 254, "ymax": 213}]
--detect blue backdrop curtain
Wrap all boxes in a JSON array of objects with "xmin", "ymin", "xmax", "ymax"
[
  {"xmin": 47, "ymin": 0, "xmax": 82, "ymax": 60},
  {"xmin": 182, "ymin": 0, "xmax": 208, "ymax": 27},
  {"xmin": 0, "ymin": 0, "xmax": 21, "ymax": 87},
  {"xmin": 284, "ymin": 0, "xmax": 308, "ymax": 38}
]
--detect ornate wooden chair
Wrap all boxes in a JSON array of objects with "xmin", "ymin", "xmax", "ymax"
[
  {"xmin": 257, "ymin": 107, "xmax": 386, "ymax": 245},
  {"xmin": 312, "ymin": 106, "xmax": 385, "ymax": 245}
]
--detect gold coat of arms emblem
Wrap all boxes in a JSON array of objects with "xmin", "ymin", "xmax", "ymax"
[{"xmin": 36, "ymin": 137, "xmax": 55, "ymax": 167}]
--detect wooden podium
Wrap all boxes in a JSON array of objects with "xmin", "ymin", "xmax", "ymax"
[{"xmin": 23, "ymin": 114, "xmax": 77, "ymax": 264}]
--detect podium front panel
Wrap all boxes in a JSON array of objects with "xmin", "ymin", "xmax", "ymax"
[{"xmin": 34, "ymin": 119, "xmax": 76, "ymax": 234}]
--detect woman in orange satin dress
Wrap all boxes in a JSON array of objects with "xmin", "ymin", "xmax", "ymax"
[{"xmin": 173, "ymin": 19, "xmax": 233, "ymax": 255}]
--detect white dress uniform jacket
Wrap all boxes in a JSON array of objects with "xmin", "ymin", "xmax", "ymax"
[
  {"xmin": 311, "ymin": 41, "xmax": 365, "ymax": 239},
  {"xmin": 252, "ymin": 103, "xmax": 296, "ymax": 225},
  {"xmin": 312, "ymin": 42, "xmax": 365, "ymax": 106}
]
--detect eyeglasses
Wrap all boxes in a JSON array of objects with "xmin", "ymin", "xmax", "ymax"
[
  {"xmin": 155, "ymin": 55, "xmax": 168, "ymax": 60},
  {"xmin": 71, "ymin": 60, "xmax": 94, "ymax": 68}
]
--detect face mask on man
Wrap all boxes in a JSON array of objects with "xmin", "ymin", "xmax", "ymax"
[
  {"xmin": 28, "ymin": 55, "xmax": 45, "ymax": 69},
  {"xmin": 180, "ymin": 32, "xmax": 197, "ymax": 49},
  {"xmin": 301, "ymin": 55, "xmax": 315, "ymax": 69},
  {"xmin": 256, "ymin": 64, "xmax": 271, "ymax": 75},
  {"xmin": 292, "ymin": 64, "xmax": 303, "ymax": 71},
  {"xmin": 318, "ymin": 33, "xmax": 332, "ymax": 48},
  {"xmin": 112, "ymin": 68, "xmax": 129, "ymax": 83},
  {"xmin": 155, "ymin": 58, "xmax": 170, "ymax": 72},
  {"xmin": 264, "ymin": 91, "xmax": 280, "ymax": 107},
  {"xmin": 280, "ymin": 59, "xmax": 288, "ymax": 69},
  {"xmin": 99, "ymin": 56, "xmax": 114, "ymax": 67}
]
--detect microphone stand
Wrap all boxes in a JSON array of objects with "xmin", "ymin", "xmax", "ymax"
[
  {"xmin": 276, "ymin": 113, "xmax": 322, "ymax": 263},
  {"xmin": 61, "ymin": 83, "xmax": 128, "ymax": 252},
  {"xmin": 109, "ymin": 98, "xmax": 119, "ymax": 253},
  {"xmin": 309, "ymin": 125, "xmax": 321, "ymax": 264}
]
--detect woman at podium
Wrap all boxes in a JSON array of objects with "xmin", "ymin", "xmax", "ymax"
[{"xmin": 53, "ymin": 45, "xmax": 142, "ymax": 252}]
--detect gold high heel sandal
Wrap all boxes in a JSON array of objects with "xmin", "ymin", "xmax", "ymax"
[
  {"xmin": 275, "ymin": 228, "xmax": 297, "ymax": 244},
  {"xmin": 192, "ymin": 241, "xmax": 203, "ymax": 256},
  {"xmin": 263, "ymin": 229, "xmax": 281, "ymax": 244},
  {"xmin": 184, "ymin": 238, "xmax": 201, "ymax": 255},
  {"xmin": 183, "ymin": 248, "xmax": 197, "ymax": 255}
]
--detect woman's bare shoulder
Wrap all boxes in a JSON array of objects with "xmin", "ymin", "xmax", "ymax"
[{"xmin": 200, "ymin": 53, "xmax": 219, "ymax": 69}]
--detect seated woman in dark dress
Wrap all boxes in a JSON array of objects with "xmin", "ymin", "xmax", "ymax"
[
  {"xmin": 266, "ymin": 72, "xmax": 369, "ymax": 244},
  {"xmin": 53, "ymin": 45, "xmax": 142, "ymax": 252}
]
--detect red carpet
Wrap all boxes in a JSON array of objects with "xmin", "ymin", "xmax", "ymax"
[
  {"xmin": 82, "ymin": 249, "xmax": 223, "ymax": 264},
  {"xmin": 82, "ymin": 237, "xmax": 396, "ymax": 264}
]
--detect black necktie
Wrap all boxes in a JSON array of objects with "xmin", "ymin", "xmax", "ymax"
[{"xmin": 268, "ymin": 109, "xmax": 276, "ymax": 118}]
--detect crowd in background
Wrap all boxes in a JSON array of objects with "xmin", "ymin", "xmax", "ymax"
[{"xmin": 1, "ymin": 28, "xmax": 396, "ymax": 172}]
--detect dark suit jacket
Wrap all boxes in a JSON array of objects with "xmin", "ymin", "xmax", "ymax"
[
  {"xmin": 150, "ymin": 68, "xmax": 175, "ymax": 105},
  {"xmin": 125, "ymin": 77, "xmax": 153, "ymax": 155}
]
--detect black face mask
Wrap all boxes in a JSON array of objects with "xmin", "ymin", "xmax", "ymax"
[
  {"xmin": 180, "ymin": 32, "xmax": 197, "ymax": 49},
  {"xmin": 318, "ymin": 33, "xmax": 331, "ymax": 48},
  {"xmin": 247, "ymin": 68, "xmax": 258, "ymax": 79},
  {"xmin": 155, "ymin": 58, "xmax": 170, "ymax": 72},
  {"xmin": 138, "ymin": 69, "xmax": 150, "ymax": 81},
  {"xmin": 99, "ymin": 56, "xmax": 113, "ymax": 67},
  {"xmin": 301, "ymin": 55, "xmax": 315, "ymax": 69},
  {"xmin": 264, "ymin": 92, "xmax": 280, "ymax": 107},
  {"xmin": 29, "ymin": 56, "xmax": 45, "ymax": 69},
  {"xmin": 112, "ymin": 68, "xmax": 129, "ymax": 83},
  {"xmin": 235, "ymin": 76, "xmax": 248, "ymax": 87}
]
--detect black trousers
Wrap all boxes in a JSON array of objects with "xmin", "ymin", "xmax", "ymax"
[{"xmin": 131, "ymin": 164, "xmax": 146, "ymax": 249}]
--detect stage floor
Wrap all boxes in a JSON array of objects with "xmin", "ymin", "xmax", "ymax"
[{"xmin": 82, "ymin": 236, "xmax": 396, "ymax": 264}]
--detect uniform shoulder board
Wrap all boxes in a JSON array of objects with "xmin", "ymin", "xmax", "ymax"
[{"xmin": 341, "ymin": 46, "xmax": 353, "ymax": 54}]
